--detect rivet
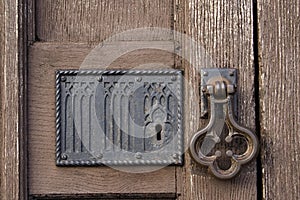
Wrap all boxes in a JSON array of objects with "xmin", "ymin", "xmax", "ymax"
[
  {"xmin": 97, "ymin": 153, "xmax": 103, "ymax": 159},
  {"xmin": 215, "ymin": 151, "xmax": 222, "ymax": 157},
  {"xmin": 172, "ymin": 153, "xmax": 178, "ymax": 159},
  {"xmin": 136, "ymin": 77, "xmax": 142, "ymax": 82},
  {"xmin": 61, "ymin": 154, "xmax": 68, "ymax": 160},
  {"xmin": 171, "ymin": 76, "xmax": 177, "ymax": 81},
  {"xmin": 97, "ymin": 76, "xmax": 103, "ymax": 82},
  {"xmin": 225, "ymin": 136, "xmax": 233, "ymax": 143},
  {"xmin": 229, "ymin": 70, "xmax": 235, "ymax": 76},
  {"xmin": 226, "ymin": 150, "xmax": 233, "ymax": 157},
  {"xmin": 135, "ymin": 152, "xmax": 142, "ymax": 159},
  {"xmin": 61, "ymin": 76, "xmax": 67, "ymax": 82},
  {"xmin": 203, "ymin": 71, "xmax": 208, "ymax": 76}
]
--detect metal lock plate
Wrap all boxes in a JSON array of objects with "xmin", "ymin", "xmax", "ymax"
[{"xmin": 56, "ymin": 70, "xmax": 183, "ymax": 166}]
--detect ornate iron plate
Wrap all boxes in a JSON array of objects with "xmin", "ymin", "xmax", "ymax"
[{"xmin": 56, "ymin": 70, "xmax": 183, "ymax": 166}]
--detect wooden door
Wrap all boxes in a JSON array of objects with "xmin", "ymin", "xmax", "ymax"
[{"xmin": 1, "ymin": 0, "xmax": 300, "ymax": 199}]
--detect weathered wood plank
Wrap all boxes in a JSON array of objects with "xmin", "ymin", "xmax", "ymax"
[
  {"xmin": 30, "ymin": 193, "xmax": 176, "ymax": 200},
  {"xmin": 175, "ymin": 0, "xmax": 257, "ymax": 199},
  {"xmin": 27, "ymin": 0, "xmax": 35, "ymax": 43},
  {"xmin": 258, "ymin": 0, "xmax": 300, "ymax": 199},
  {"xmin": 35, "ymin": 0, "xmax": 174, "ymax": 43},
  {"xmin": 0, "ymin": 0, "xmax": 27, "ymax": 199},
  {"xmin": 0, "ymin": 1, "xmax": 4, "ymax": 198},
  {"xmin": 28, "ymin": 43, "xmax": 176, "ymax": 195}
]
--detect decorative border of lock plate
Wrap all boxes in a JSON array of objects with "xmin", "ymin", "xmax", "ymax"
[{"xmin": 55, "ymin": 69, "xmax": 184, "ymax": 166}]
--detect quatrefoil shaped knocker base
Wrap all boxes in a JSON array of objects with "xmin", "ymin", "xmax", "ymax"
[{"xmin": 189, "ymin": 69, "xmax": 259, "ymax": 179}]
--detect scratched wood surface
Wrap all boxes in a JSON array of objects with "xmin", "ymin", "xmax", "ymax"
[
  {"xmin": 0, "ymin": 4, "xmax": 3, "ymax": 198},
  {"xmin": 30, "ymin": 194, "xmax": 176, "ymax": 200},
  {"xmin": 35, "ymin": 0, "xmax": 174, "ymax": 43},
  {"xmin": 174, "ymin": 0, "xmax": 257, "ymax": 199},
  {"xmin": 0, "ymin": 0, "xmax": 27, "ymax": 199},
  {"xmin": 0, "ymin": 1, "xmax": 4, "ymax": 197},
  {"xmin": 258, "ymin": 0, "xmax": 300, "ymax": 199}
]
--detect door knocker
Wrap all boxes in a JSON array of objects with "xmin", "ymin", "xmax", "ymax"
[{"xmin": 189, "ymin": 69, "xmax": 259, "ymax": 179}]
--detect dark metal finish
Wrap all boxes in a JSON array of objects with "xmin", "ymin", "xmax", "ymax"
[
  {"xmin": 56, "ymin": 70, "xmax": 183, "ymax": 166},
  {"xmin": 200, "ymin": 69, "xmax": 238, "ymax": 118},
  {"xmin": 189, "ymin": 69, "xmax": 259, "ymax": 179}
]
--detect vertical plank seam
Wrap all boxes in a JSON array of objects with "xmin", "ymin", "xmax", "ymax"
[
  {"xmin": 252, "ymin": 0, "xmax": 263, "ymax": 199},
  {"xmin": 22, "ymin": 0, "xmax": 29, "ymax": 199}
]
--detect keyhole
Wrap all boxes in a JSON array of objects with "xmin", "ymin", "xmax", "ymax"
[{"xmin": 155, "ymin": 124, "xmax": 163, "ymax": 141}]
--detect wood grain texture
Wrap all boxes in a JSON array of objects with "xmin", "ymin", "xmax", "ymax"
[
  {"xmin": 28, "ymin": 43, "xmax": 176, "ymax": 195},
  {"xmin": 0, "ymin": 0, "xmax": 27, "ymax": 199},
  {"xmin": 27, "ymin": 0, "xmax": 35, "ymax": 43},
  {"xmin": 30, "ymin": 193, "xmax": 176, "ymax": 200},
  {"xmin": 258, "ymin": 0, "xmax": 300, "ymax": 199},
  {"xmin": 35, "ymin": 0, "xmax": 174, "ymax": 43},
  {"xmin": 0, "ymin": 1, "xmax": 4, "ymax": 197},
  {"xmin": 175, "ymin": 0, "xmax": 257, "ymax": 199}
]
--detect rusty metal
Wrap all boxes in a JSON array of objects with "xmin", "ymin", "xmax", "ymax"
[
  {"xmin": 56, "ymin": 69, "xmax": 183, "ymax": 166},
  {"xmin": 189, "ymin": 69, "xmax": 259, "ymax": 179}
]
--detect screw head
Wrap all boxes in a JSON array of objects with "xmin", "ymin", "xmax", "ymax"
[
  {"xmin": 229, "ymin": 70, "xmax": 235, "ymax": 76},
  {"xmin": 225, "ymin": 135, "xmax": 233, "ymax": 143},
  {"xmin": 135, "ymin": 152, "xmax": 142, "ymax": 159},
  {"xmin": 97, "ymin": 76, "xmax": 103, "ymax": 82},
  {"xmin": 61, "ymin": 76, "xmax": 67, "ymax": 82},
  {"xmin": 97, "ymin": 153, "xmax": 103, "ymax": 159},
  {"xmin": 171, "ymin": 76, "xmax": 177, "ymax": 81},
  {"xmin": 203, "ymin": 71, "xmax": 208, "ymax": 76},
  {"xmin": 226, "ymin": 150, "xmax": 233, "ymax": 157},
  {"xmin": 172, "ymin": 153, "xmax": 179, "ymax": 160},
  {"xmin": 215, "ymin": 151, "xmax": 222, "ymax": 157},
  {"xmin": 61, "ymin": 154, "xmax": 68, "ymax": 160}
]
